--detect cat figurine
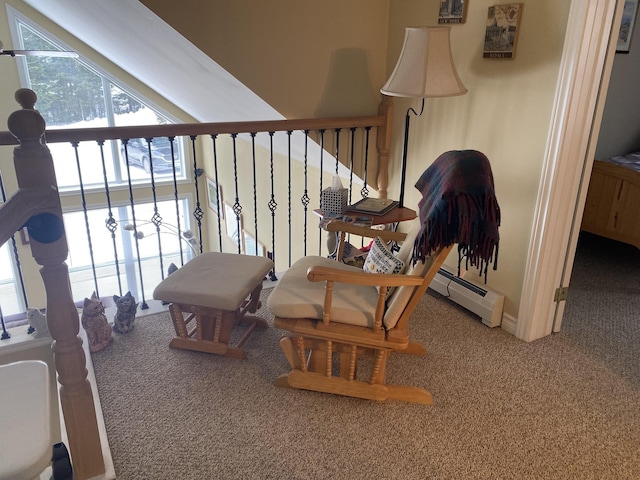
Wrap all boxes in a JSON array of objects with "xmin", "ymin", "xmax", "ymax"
[
  {"xmin": 81, "ymin": 292, "xmax": 113, "ymax": 352},
  {"xmin": 112, "ymin": 291, "xmax": 138, "ymax": 334},
  {"xmin": 167, "ymin": 263, "xmax": 178, "ymax": 276},
  {"xmin": 26, "ymin": 308, "xmax": 49, "ymax": 338}
]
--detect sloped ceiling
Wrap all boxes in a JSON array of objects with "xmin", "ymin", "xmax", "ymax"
[
  {"xmin": 23, "ymin": 0, "xmax": 284, "ymax": 123},
  {"xmin": 21, "ymin": 0, "xmax": 358, "ymax": 180}
]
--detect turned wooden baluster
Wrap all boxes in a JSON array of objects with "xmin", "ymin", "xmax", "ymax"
[
  {"xmin": 8, "ymin": 89, "xmax": 104, "ymax": 479},
  {"xmin": 376, "ymin": 95, "xmax": 393, "ymax": 199}
]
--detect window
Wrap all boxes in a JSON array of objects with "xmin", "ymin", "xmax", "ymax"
[
  {"xmin": 0, "ymin": 242, "xmax": 22, "ymax": 317},
  {"xmin": 64, "ymin": 199, "xmax": 195, "ymax": 303},
  {"xmin": 4, "ymin": 8, "xmax": 193, "ymax": 314},
  {"xmin": 9, "ymin": 10, "xmax": 185, "ymax": 190}
]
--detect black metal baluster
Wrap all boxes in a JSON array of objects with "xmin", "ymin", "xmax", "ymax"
[
  {"xmin": 0, "ymin": 304, "xmax": 8, "ymax": 340},
  {"xmin": 301, "ymin": 130, "xmax": 310, "ymax": 257},
  {"xmin": 211, "ymin": 134, "xmax": 223, "ymax": 252},
  {"xmin": 287, "ymin": 130, "xmax": 292, "ymax": 266},
  {"xmin": 168, "ymin": 136, "xmax": 185, "ymax": 266},
  {"xmin": 318, "ymin": 129, "xmax": 325, "ymax": 256},
  {"xmin": 348, "ymin": 127, "xmax": 356, "ymax": 204},
  {"xmin": 267, "ymin": 132, "xmax": 278, "ymax": 280},
  {"xmin": 333, "ymin": 129, "xmax": 344, "ymax": 249},
  {"xmin": 98, "ymin": 140, "xmax": 123, "ymax": 297},
  {"xmin": 361, "ymin": 127, "xmax": 371, "ymax": 199},
  {"xmin": 122, "ymin": 139, "xmax": 148, "ymax": 309},
  {"xmin": 230, "ymin": 133, "xmax": 242, "ymax": 254},
  {"xmin": 190, "ymin": 135, "xmax": 204, "ymax": 254},
  {"xmin": 72, "ymin": 141, "xmax": 99, "ymax": 297},
  {"xmin": 251, "ymin": 132, "xmax": 259, "ymax": 256},
  {"xmin": 145, "ymin": 138, "xmax": 165, "ymax": 280},
  {"xmin": 334, "ymin": 128, "xmax": 342, "ymax": 175},
  {"xmin": 9, "ymin": 234, "xmax": 28, "ymax": 332}
]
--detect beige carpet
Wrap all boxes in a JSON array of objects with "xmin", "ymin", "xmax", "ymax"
[{"xmin": 91, "ymin": 236, "xmax": 640, "ymax": 479}]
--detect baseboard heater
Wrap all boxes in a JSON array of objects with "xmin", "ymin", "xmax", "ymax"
[{"xmin": 428, "ymin": 265, "xmax": 504, "ymax": 328}]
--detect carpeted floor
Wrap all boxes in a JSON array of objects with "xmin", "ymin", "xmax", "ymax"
[{"xmin": 91, "ymin": 234, "xmax": 640, "ymax": 479}]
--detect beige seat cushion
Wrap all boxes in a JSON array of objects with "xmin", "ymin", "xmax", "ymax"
[
  {"xmin": 153, "ymin": 252, "xmax": 274, "ymax": 311},
  {"xmin": 267, "ymin": 256, "xmax": 379, "ymax": 328}
]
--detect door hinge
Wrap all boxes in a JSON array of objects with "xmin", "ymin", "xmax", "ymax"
[{"xmin": 554, "ymin": 286, "xmax": 568, "ymax": 302}]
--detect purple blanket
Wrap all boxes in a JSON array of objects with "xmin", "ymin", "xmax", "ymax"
[{"xmin": 413, "ymin": 150, "xmax": 500, "ymax": 281}]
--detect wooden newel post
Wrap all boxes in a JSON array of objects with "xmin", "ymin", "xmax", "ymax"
[{"xmin": 8, "ymin": 89, "xmax": 105, "ymax": 479}]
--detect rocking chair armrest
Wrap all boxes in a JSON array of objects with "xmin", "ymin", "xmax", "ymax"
[
  {"xmin": 306, "ymin": 265, "xmax": 424, "ymax": 287},
  {"xmin": 325, "ymin": 220, "xmax": 407, "ymax": 243}
]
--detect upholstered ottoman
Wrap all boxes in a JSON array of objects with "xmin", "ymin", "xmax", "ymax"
[{"xmin": 153, "ymin": 252, "xmax": 274, "ymax": 359}]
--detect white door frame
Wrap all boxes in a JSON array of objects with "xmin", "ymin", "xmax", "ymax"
[{"xmin": 516, "ymin": 0, "xmax": 623, "ymax": 342}]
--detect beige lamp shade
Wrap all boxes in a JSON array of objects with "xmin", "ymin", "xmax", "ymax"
[{"xmin": 381, "ymin": 26, "xmax": 467, "ymax": 98}]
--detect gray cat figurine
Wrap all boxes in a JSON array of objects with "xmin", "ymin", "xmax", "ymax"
[
  {"xmin": 81, "ymin": 292, "xmax": 112, "ymax": 352},
  {"xmin": 112, "ymin": 291, "xmax": 138, "ymax": 334}
]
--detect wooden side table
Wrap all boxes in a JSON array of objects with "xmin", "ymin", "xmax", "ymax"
[{"xmin": 314, "ymin": 206, "xmax": 417, "ymax": 254}]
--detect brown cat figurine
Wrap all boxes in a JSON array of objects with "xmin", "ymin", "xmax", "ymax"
[{"xmin": 81, "ymin": 292, "xmax": 113, "ymax": 352}]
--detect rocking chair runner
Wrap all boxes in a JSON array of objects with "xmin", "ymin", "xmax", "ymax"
[{"xmin": 267, "ymin": 150, "xmax": 500, "ymax": 404}]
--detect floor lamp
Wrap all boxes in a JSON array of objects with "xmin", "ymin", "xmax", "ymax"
[{"xmin": 381, "ymin": 26, "xmax": 467, "ymax": 207}]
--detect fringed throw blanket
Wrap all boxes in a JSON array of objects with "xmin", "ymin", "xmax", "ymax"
[{"xmin": 413, "ymin": 150, "xmax": 500, "ymax": 281}]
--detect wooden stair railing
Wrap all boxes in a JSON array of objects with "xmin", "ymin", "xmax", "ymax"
[{"xmin": 0, "ymin": 96, "xmax": 394, "ymax": 199}]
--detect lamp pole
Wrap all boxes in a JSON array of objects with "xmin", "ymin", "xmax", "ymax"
[{"xmin": 399, "ymin": 99, "xmax": 425, "ymax": 208}]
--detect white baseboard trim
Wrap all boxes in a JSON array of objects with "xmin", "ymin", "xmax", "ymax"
[{"xmin": 500, "ymin": 313, "xmax": 518, "ymax": 337}]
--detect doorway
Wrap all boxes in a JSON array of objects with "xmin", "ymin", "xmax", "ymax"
[{"xmin": 516, "ymin": 0, "xmax": 623, "ymax": 341}]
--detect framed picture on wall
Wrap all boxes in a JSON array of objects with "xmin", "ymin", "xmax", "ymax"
[
  {"xmin": 438, "ymin": 0, "xmax": 468, "ymax": 24},
  {"xmin": 483, "ymin": 4, "xmax": 523, "ymax": 59},
  {"xmin": 206, "ymin": 176, "xmax": 223, "ymax": 218},
  {"xmin": 617, "ymin": 0, "xmax": 639, "ymax": 53},
  {"xmin": 242, "ymin": 230, "xmax": 267, "ymax": 257},
  {"xmin": 224, "ymin": 202, "xmax": 242, "ymax": 244}
]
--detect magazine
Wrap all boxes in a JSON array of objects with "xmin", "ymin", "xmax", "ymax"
[
  {"xmin": 319, "ymin": 212, "xmax": 373, "ymax": 229},
  {"xmin": 341, "ymin": 215, "xmax": 373, "ymax": 227}
]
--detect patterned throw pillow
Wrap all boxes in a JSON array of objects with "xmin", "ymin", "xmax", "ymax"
[{"xmin": 363, "ymin": 237, "xmax": 405, "ymax": 275}]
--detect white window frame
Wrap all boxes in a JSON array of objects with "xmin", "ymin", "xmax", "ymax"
[{"xmin": 7, "ymin": 6, "xmax": 189, "ymax": 193}]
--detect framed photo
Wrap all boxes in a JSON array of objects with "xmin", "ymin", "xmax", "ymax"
[
  {"xmin": 617, "ymin": 0, "xmax": 639, "ymax": 53},
  {"xmin": 206, "ymin": 176, "xmax": 223, "ymax": 217},
  {"xmin": 242, "ymin": 230, "xmax": 267, "ymax": 257},
  {"xmin": 224, "ymin": 202, "xmax": 242, "ymax": 244},
  {"xmin": 438, "ymin": 0, "xmax": 468, "ymax": 24},
  {"xmin": 483, "ymin": 4, "xmax": 523, "ymax": 59}
]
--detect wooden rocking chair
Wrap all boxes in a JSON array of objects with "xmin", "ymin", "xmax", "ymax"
[
  {"xmin": 268, "ymin": 218, "xmax": 452, "ymax": 404},
  {"xmin": 267, "ymin": 150, "xmax": 500, "ymax": 404}
]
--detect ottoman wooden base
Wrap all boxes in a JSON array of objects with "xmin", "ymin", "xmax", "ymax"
[{"xmin": 153, "ymin": 252, "xmax": 274, "ymax": 359}]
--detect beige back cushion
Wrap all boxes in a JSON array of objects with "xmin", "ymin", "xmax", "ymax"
[
  {"xmin": 383, "ymin": 258, "xmax": 432, "ymax": 330},
  {"xmin": 382, "ymin": 219, "xmax": 437, "ymax": 330}
]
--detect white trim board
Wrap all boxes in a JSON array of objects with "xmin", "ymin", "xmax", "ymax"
[{"xmin": 516, "ymin": 0, "xmax": 621, "ymax": 341}]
